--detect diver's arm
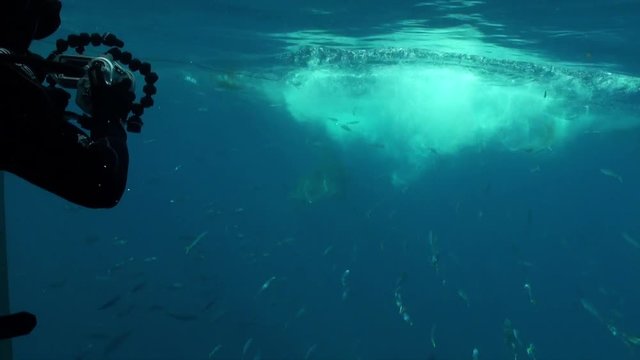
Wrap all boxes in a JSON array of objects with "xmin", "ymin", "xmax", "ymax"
[
  {"xmin": 4, "ymin": 118, "xmax": 129, "ymax": 209},
  {"xmin": 1, "ymin": 61, "xmax": 130, "ymax": 208},
  {"xmin": 1, "ymin": 56, "xmax": 132, "ymax": 208}
]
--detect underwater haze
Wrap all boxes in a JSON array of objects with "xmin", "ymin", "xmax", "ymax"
[{"xmin": 6, "ymin": 0, "xmax": 640, "ymax": 359}]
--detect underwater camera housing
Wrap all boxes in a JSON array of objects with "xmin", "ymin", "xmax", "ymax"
[
  {"xmin": 45, "ymin": 33, "xmax": 158, "ymax": 133},
  {"xmin": 49, "ymin": 54, "xmax": 135, "ymax": 116}
]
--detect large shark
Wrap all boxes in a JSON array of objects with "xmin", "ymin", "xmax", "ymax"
[{"xmin": 290, "ymin": 150, "xmax": 346, "ymax": 204}]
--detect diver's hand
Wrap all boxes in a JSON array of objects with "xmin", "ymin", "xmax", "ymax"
[
  {"xmin": 0, "ymin": 311, "xmax": 37, "ymax": 339},
  {"xmin": 89, "ymin": 63, "xmax": 135, "ymax": 123}
]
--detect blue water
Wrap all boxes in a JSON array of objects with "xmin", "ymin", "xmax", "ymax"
[{"xmin": 5, "ymin": 0, "xmax": 640, "ymax": 359}]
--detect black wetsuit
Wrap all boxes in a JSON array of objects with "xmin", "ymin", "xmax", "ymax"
[{"xmin": 0, "ymin": 49, "xmax": 129, "ymax": 208}]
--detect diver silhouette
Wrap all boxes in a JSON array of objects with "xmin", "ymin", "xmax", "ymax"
[{"xmin": 1, "ymin": 0, "xmax": 135, "ymax": 340}]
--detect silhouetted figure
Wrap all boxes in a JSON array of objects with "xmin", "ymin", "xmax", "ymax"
[{"xmin": 1, "ymin": 0, "xmax": 134, "ymax": 339}]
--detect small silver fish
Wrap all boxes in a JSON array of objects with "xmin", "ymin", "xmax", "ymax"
[
  {"xmin": 242, "ymin": 338, "xmax": 253, "ymax": 359},
  {"xmin": 600, "ymin": 168, "xmax": 623, "ymax": 183}
]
